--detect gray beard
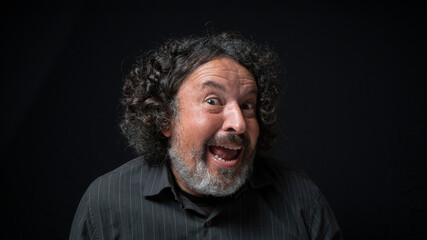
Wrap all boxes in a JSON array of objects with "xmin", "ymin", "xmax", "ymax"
[{"xmin": 168, "ymin": 140, "xmax": 254, "ymax": 197}]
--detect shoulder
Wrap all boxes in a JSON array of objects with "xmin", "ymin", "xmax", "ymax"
[
  {"xmin": 253, "ymin": 154, "xmax": 320, "ymax": 194},
  {"xmin": 78, "ymin": 156, "xmax": 168, "ymax": 216},
  {"xmin": 253, "ymin": 155, "xmax": 343, "ymax": 239},
  {"xmin": 70, "ymin": 157, "xmax": 157, "ymax": 239},
  {"xmin": 252, "ymin": 155, "xmax": 326, "ymax": 217},
  {"xmin": 85, "ymin": 157, "xmax": 141, "ymax": 190},
  {"xmin": 84, "ymin": 156, "xmax": 158, "ymax": 198}
]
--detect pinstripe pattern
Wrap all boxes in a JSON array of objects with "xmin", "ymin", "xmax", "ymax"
[{"xmin": 70, "ymin": 156, "xmax": 342, "ymax": 239}]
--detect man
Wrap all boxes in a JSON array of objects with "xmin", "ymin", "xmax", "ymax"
[{"xmin": 70, "ymin": 32, "xmax": 342, "ymax": 239}]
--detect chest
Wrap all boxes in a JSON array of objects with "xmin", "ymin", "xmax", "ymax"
[{"xmin": 96, "ymin": 190, "xmax": 309, "ymax": 240}]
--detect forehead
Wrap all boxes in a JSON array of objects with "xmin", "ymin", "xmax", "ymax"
[{"xmin": 181, "ymin": 57, "xmax": 256, "ymax": 89}]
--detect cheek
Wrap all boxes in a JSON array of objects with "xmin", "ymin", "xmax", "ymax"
[
  {"xmin": 180, "ymin": 112, "xmax": 220, "ymax": 140},
  {"xmin": 248, "ymin": 120, "xmax": 260, "ymax": 145}
]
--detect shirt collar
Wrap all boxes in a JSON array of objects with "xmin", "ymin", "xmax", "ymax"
[{"xmin": 143, "ymin": 163, "xmax": 174, "ymax": 198}]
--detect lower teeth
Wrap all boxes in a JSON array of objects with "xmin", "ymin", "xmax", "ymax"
[{"xmin": 214, "ymin": 154, "xmax": 232, "ymax": 162}]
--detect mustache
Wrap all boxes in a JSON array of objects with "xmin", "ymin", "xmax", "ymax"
[{"xmin": 205, "ymin": 134, "xmax": 249, "ymax": 149}]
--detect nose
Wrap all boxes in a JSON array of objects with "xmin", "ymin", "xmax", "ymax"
[{"xmin": 222, "ymin": 103, "xmax": 246, "ymax": 134}]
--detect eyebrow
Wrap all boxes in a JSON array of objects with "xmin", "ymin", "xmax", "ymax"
[
  {"xmin": 201, "ymin": 81, "xmax": 226, "ymax": 92},
  {"xmin": 201, "ymin": 80, "xmax": 258, "ymax": 96}
]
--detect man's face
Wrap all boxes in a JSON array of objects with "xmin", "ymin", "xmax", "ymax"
[{"xmin": 163, "ymin": 57, "xmax": 259, "ymax": 197}]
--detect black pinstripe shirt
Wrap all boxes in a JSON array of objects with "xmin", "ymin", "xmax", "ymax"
[{"xmin": 70, "ymin": 156, "xmax": 342, "ymax": 239}]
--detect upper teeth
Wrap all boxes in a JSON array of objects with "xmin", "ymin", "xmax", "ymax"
[{"xmin": 215, "ymin": 145, "xmax": 241, "ymax": 150}]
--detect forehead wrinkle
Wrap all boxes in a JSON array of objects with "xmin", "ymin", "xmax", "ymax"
[
  {"xmin": 200, "ymin": 79, "xmax": 258, "ymax": 97},
  {"xmin": 185, "ymin": 58, "xmax": 257, "ymax": 94},
  {"xmin": 195, "ymin": 69, "xmax": 254, "ymax": 81},
  {"xmin": 191, "ymin": 60, "xmax": 254, "ymax": 79}
]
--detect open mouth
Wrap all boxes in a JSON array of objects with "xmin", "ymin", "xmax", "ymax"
[{"xmin": 208, "ymin": 145, "xmax": 242, "ymax": 162}]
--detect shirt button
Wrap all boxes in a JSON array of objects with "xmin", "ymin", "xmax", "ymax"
[{"xmin": 205, "ymin": 220, "xmax": 212, "ymax": 227}]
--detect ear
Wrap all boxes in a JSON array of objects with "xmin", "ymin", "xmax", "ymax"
[{"xmin": 162, "ymin": 128, "xmax": 171, "ymax": 137}]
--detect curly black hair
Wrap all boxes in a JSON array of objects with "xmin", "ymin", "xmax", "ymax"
[{"xmin": 120, "ymin": 32, "xmax": 282, "ymax": 165}]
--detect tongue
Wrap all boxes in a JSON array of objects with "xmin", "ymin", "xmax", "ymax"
[{"xmin": 209, "ymin": 146, "xmax": 239, "ymax": 160}]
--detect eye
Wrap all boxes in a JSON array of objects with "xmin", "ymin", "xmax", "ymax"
[
  {"xmin": 206, "ymin": 98, "xmax": 220, "ymax": 105},
  {"xmin": 241, "ymin": 102, "xmax": 255, "ymax": 110}
]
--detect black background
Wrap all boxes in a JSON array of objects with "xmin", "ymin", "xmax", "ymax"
[{"xmin": 2, "ymin": 1, "xmax": 426, "ymax": 239}]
